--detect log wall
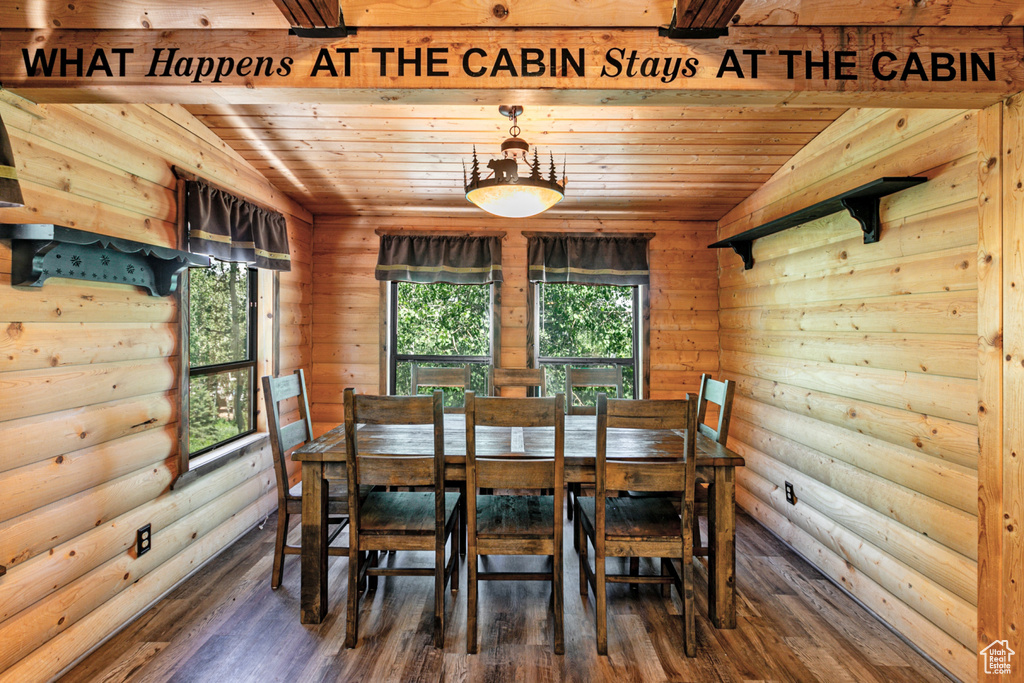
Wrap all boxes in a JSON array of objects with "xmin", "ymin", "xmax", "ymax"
[
  {"xmin": 716, "ymin": 108, "xmax": 979, "ymax": 681},
  {"xmin": 0, "ymin": 95, "xmax": 312, "ymax": 680},
  {"xmin": 309, "ymin": 216, "xmax": 719, "ymax": 434}
]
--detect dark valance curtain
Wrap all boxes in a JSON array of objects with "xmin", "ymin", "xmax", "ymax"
[
  {"xmin": 375, "ymin": 233, "xmax": 503, "ymax": 284},
  {"xmin": 185, "ymin": 179, "xmax": 291, "ymax": 271},
  {"xmin": 0, "ymin": 113, "xmax": 24, "ymax": 208},
  {"xmin": 526, "ymin": 233, "xmax": 651, "ymax": 285}
]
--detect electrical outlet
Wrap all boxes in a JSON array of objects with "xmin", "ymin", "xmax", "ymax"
[
  {"xmin": 784, "ymin": 481, "xmax": 796, "ymax": 505},
  {"xmin": 137, "ymin": 524, "xmax": 152, "ymax": 556}
]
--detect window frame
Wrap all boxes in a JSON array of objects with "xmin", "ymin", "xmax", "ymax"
[
  {"xmin": 529, "ymin": 281, "xmax": 649, "ymax": 400},
  {"xmin": 186, "ymin": 260, "xmax": 260, "ymax": 458},
  {"xmin": 383, "ymin": 279, "xmax": 501, "ymax": 396}
]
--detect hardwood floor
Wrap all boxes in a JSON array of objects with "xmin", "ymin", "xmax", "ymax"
[{"xmin": 61, "ymin": 510, "xmax": 952, "ymax": 683}]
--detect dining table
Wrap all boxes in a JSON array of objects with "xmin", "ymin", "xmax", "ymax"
[{"xmin": 292, "ymin": 413, "xmax": 745, "ymax": 630}]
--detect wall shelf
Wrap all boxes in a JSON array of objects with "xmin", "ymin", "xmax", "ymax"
[
  {"xmin": 0, "ymin": 223, "xmax": 209, "ymax": 296},
  {"xmin": 708, "ymin": 177, "xmax": 927, "ymax": 270}
]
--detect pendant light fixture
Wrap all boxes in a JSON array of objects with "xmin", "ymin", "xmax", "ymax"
[{"xmin": 464, "ymin": 105, "xmax": 566, "ymax": 219}]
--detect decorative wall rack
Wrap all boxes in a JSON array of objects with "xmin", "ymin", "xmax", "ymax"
[
  {"xmin": 708, "ymin": 177, "xmax": 927, "ymax": 270},
  {"xmin": 0, "ymin": 223, "xmax": 210, "ymax": 296}
]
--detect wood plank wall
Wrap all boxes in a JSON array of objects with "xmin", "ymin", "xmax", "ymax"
[
  {"xmin": 309, "ymin": 216, "xmax": 719, "ymax": 435},
  {"xmin": 0, "ymin": 96, "xmax": 312, "ymax": 680},
  {"xmin": 716, "ymin": 108, "xmax": 979, "ymax": 681}
]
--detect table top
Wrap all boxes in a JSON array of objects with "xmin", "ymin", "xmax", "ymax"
[{"xmin": 294, "ymin": 413, "xmax": 744, "ymax": 468}]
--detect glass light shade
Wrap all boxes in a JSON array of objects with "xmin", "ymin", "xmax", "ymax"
[{"xmin": 465, "ymin": 180, "xmax": 564, "ymax": 219}]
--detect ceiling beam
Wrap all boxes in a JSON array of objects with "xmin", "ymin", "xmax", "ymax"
[
  {"xmin": 270, "ymin": 0, "xmax": 340, "ymax": 28},
  {"xmin": 675, "ymin": 0, "xmax": 746, "ymax": 30},
  {"xmin": 2, "ymin": 27, "xmax": 1021, "ymax": 109},
  {"xmin": 662, "ymin": 0, "xmax": 748, "ymax": 38}
]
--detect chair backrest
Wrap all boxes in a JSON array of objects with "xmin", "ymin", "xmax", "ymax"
[
  {"xmin": 410, "ymin": 364, "xmax": 472, "ymax": 412},
  {"xmin": 596, "ymin": 393, "xmax": 697, "ymax": 518},
  {"xmin": 566, "ymin": 366, "xmax": 624, "ymax": 415},
  {"xmin": 344, "ymin": 388, "xmax": 445, "ymax": 490},
  {"xmin": 465, "ymin": 391, "xmax": 565, "ymax": 492},
  {"xmin": 487, "ymin": 366, "xmax": 546, "ymax": 397},
  {"xmin": 262, "ymin": 370, "xmax": 314, "ymax": 501},
  {"xmin": 696, "ymin": 373, "xmax": 735, "ymax": 445}
]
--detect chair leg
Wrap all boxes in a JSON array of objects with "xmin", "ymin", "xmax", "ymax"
[
  {"xmin": 693, "ymin": 511, "xmax": 702, "ymax": 554},
  {"xmin": 358, "ymin": 550, "xmax": 368, "ymax": 592},
  {"xmin": 661, "ymin": 558, "xmax": 671, "ymax": 597},
  {"xmin": 578, "ymin": 504, "xmax": 588, "ymax": 597},
  {"xmin": 553, "ymin": 546, "xmax": 564, "ymax": 654},
  {"xmin": 467, "ymin": 549, "xmax": 478, "ymax": 654},
  {"xmin": 452, "ymin": 510, "xmax": 460, "ymax": 593},
  {"xmin": 596, "ymin": 551, "xmax": 607, "ymax": 655},
  {"xmin": 683, "ymin": 556, "xmax": 696, "ymax": 657},
  {"xmin": 367, "ymin": 550, "xmax": 379, "ymax": 591},
  {"xmin": 346, "ymin": 542, "xmax": 359, "ymax": 648},
  {"xmin": 435, "ymin": 540, "xmax": 445, "ymax": 648},
  {"xmin": 573, "ymin": 501, "xmax": 581, "ymax": 553},
  {"xmin": 566, "ymin": 483, "xmax": 574, "ymax": 521},
  {"xmin": 271, "ymin": 508, "xmax": 288, "ymax": 590},
  {"xmin": 629, "ymin": 556, "xmax": 640, "ymax": 591},
  {"xmin": 459, "ymin": 484, "xmax": 468, "ymax": 557}
]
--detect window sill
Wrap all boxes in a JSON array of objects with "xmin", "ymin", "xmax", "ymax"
[{"xmin": 172, "ymin": 432, "xmax": 269, "ymax": 489}]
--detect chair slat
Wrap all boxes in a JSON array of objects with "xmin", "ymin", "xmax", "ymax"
[
  {"xmin": 489, "ymin": 366, "xmax": 546, "ymax": 397},
  {"xmin": 566, "ymin": 366, "xmax": 624, "ymax": 415},
  {"xmin": 265, "ymin": 373, "xmax": 303, "ymax": 401},
  {"xmin": 279, "ymin": 419, "xmax": 310, "ymax": 452},
  {"xmin": 477, "ymin": 458, "xmax": 556, "ymax": 489},
  {"xmin": 696, "ymin": 373, "xmax": 735, "ymax": 445},
  {"xmin": 606, "ymin": 398, "xmax": 690, "ymax": 430},
  {"xmin": 411, "ymin": 364, "xmax": 472, "ymax": 391},
  {"xmin": 356, "ymin": 455, "xmax": 436, "ymax": 487},
  {"xmin": 701, "ymin": 378, "xmax": 730, "ymax": 405},
  {"xmin": 354, "ymin": 393, "xmax": 436, "ymax": 425},
  {"xmin": 606, "ymin": 461, "xmax": 685, "ymax": 492},
  {"xmin": 471, "ymin": 395, "xmax": 559, "ymax": 427}
]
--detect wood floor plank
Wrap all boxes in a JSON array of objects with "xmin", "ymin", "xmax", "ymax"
[{"xmin": 59, "ymin": 510, "xmax": 953, "ymax": 683}]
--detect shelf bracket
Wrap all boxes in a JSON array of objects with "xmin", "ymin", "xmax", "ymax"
[
  {"xmin": 0, "ymin": 223, "xmax": 210, "ymax": 296},
  {"xmin": 729, "ymin": 241, "xmax": 754, "ymax": 270},
  {"xmin": 840, "ymin": 195, "xmax": 883, "ymax": 244}
]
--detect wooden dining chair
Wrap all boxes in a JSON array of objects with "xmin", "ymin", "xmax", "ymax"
[
  {"xmin": 487, "ymin": 365, "xmax": 546, "ymax": 397},
  {"xmin": 343, "ymin": 388, "xmax": 461, "ymax": 649},
  {"xmin": 262, "ymin": 370, "xmax": 350, "ymax": 590},
  {"xmin": 410, "ymin": 364, "xmax": 472, "ymax": 413},
  {"xmin": 577, "ymin": 393, "xmax": 699, "ymax": 656},
  {"xmin": 565, "ymin": 366, "xmax": 624, "ymax": 415},
  {"xmin": 464, "ymin": 391, "xmax": 565, "ymax": 655},
  {"xmin": 693, "ymin": 373, "xmax": 735, "ymax": 556}
]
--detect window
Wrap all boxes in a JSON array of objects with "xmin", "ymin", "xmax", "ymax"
[
  {"xmin": 536, "ymin": 282, "xmax": 640, "ymax": 407},
  {"xmin": 187, "ymin": 259, "xmax": 257, "ymax": 455},
  {"xmin": 388, "ymin": 280, "xmax": 494, "ymax": 407}
]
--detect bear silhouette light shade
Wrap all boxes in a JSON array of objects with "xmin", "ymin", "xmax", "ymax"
[{"xmin": 464, "ymin": 105, "xmax": 565, "ymax": 219}]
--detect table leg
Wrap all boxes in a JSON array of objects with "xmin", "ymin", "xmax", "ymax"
[
  {"xmin": 707, "ymin": 465, "xmax": 737, "ymax": 629},
  {"xmin": 300, "ymin": 461, "xmax": 328, "ymax": 624}
]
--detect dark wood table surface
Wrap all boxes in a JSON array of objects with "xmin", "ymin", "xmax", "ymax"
[{"xmin": 293, "ymin": 414, "xmax": 744, "ymax": 629}]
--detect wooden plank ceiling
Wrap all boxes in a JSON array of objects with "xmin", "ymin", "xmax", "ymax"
[
  {"xmin": 184, "ymin": 103, "xmax": 842, "ymax": 219},
  {"xmin": 6, "ymin": 0, "xmax": 1019, "ymax": 219}
]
